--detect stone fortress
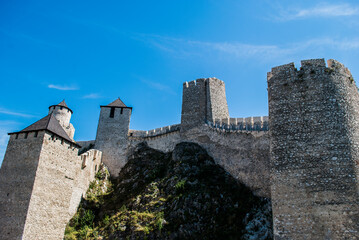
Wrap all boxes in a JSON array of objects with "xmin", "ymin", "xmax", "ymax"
[{"xmin": 0, "ymin": 58, "xmax": 358, "ymax": 239}]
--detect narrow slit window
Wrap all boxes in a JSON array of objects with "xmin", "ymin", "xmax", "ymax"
[
  {"xmin": 15, "ymin": 134, "xmax": 19, "ymax": 139},
  {"xmin": 34, "ymin": 131, "xmax": 38, "ymax": 138},
  {"xmin": 110, "ymin": 107, "xmax": 115, "ymax": 118},
  {"xmin": 120, "ymin": 108, "xmax": 123, "ymax": 114},
  {"xmin": 24, "ymin": 133, "xmax": 28, "ymax": 139}
]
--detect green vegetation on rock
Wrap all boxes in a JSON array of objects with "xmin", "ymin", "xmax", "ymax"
[{"xmin": 65, "ymin": 142, "xmax": 272, "ymax": 239}]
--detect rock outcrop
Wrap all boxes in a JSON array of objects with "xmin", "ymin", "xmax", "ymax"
[{"xmin": 65, "ymin": 142, "xmax": 272, "ymax": 240}]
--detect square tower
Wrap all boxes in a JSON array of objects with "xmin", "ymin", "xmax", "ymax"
[
  {"xmin": 181, "ymin": 78, "xmax": 229, "ymax": 130},
  {"xmin": 0, "ymin": 112, "xmax": 82, "ymax": 239},
  {"xmin": 95, "ymin": 98, "xmax": 132, "ymax": 176}
]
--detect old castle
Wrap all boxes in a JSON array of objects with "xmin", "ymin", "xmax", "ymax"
[{"xmin": 0, "ymin": 58, "xmax": 358, "ymax": 239}]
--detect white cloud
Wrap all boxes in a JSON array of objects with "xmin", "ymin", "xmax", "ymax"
[
  {"xmin": 139, "ymin": 34, "xmax": 359, "ymax": 62},
  {"xmin": 137, "ymin": 76, "xmax": 176, "ymax": 95},
  {"xmin": 48, "ymin": 84, "xmax": 78, "ymax": 91},
  {"xmin": 299, "ymin": 38, "xmax": 359, "ymax": 50},
  {"xmin": 0, "ymin": 108, "xmax": 36, "ymax": 118},
  {"xmin": 0, "ymin": 28, "xmax": 62, "ymax": 48},
  {"xmin": 277, "ymin": 3, "xmax": 359, "ymax": 21},
  {"xmin": 82, "ymin": 93, "xmax": 102, "ymax": 99},
  {"xmin": 137, "ymin": 34, "xmax": 284, "ymax": 59}
]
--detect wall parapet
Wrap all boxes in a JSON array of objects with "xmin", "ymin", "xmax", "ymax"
[
  {"xmin": 80, "ymin": 149, "xmax": 102, "ymax": 169},
  {"xmin": 129, "ymin": 124, "xmax": 181, "ymax": 138},
  {"xmin": 267, "ymin": 58, "xmax": 353, "ymax": 85},
  {"xmin": 208, "ymin": 116, "xmax": 269, "ymax": 132}
]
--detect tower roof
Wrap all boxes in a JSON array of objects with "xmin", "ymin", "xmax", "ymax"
[
  {"xmin": 100, "ymin": 98, "xmax": 132, "ymax": 109},
  {"xmin": 49, "ymin": 100, "xmax": 73, "ymax": 113},
  {"xmin": 8, "ymin": 114, "xmax": 79, "ymax": 147}
]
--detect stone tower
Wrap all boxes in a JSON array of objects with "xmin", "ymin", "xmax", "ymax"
[
  {"xmin": 48, "ymin": 100, "xmax": 75, "ymax": 139},
  {"xmin": 268, "ymin": 59, "xmax": 359, "ymax": 239},
  {"xmin": 181, "ymin": 77, "xmax": 229, "ymax": 130},
  {"xmin": 95, "ymin": 98, "xmax": 132, "ymax": 176},
  {"xmin": 0, "ymin": 101, "xmax": 83, "ymax": 239}
]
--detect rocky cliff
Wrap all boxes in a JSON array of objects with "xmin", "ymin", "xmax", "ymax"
[{"xmin": 65, "ymin": 142, "xmax": 272, "ymax": 240}]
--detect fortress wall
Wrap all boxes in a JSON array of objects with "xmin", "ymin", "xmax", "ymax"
[
  {"xmin": 181, "ymin": 124, "xmax": 270, "ymax": 197},
  {"xmin": 129, "ymin": 130, "xmax": 181, "ymax": 153},
  {"xmin": 22, "ymin": 132, "xmax": 81, "ymax": 240},
  {"xmin": 129, "ymin": 124, "xmax": 180, "ymax": 138},
  {"xmin": 0, "ymin": 131, "xmax": 45, "ymax": 240},
  {"xmin": 70, "ymin": 149, "xmax": 102, "ymax": 215},
  {"xmin": 145, "ymin": 131, "xmax": 181, "ymax": 152},
  {"xmin": 268, "ymin": 59, "xmax": 359, "ymax": 239},
  {"xmin": 211, "ymin": 116, "xmax": 269, "ymax": 131}
]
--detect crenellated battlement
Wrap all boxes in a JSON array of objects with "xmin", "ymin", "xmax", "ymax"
[
  {"xmin": 207, "ymin": 116, "xmax": 269, "ymax": 132},
  {"xmin": 268, "ymin": 58, "xmax": 354, "ymax": 85},
  {"xmin": 301, "ymin": 58, "xmax": 326, "ymax": 68},
  {"xmin": 183, "ymin": 77, "xmax": 224, "ymax": 89},
  {"xmin": 128, "ymin": 124, "xmax": 181, "ymax": 138}
]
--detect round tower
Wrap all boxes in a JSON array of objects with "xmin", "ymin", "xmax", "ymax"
[
  {"xmin": 268, "ymin": 59, "xmax": 359, "ymax": 239},
  {"xmin": 48, "ymin": 100, "xmax": 73, "ymax": 127}
]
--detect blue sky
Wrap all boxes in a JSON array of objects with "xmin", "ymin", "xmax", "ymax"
[{"xmin": 1, "ymin": 0, "xmax": 359, "ymax": 163}]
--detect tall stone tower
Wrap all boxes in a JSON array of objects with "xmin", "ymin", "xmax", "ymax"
[
  {"xmin": 95, "ymin": 98, "xmax": 132, "ymax": 176},
  {"xmin": 181, "ymin": 77, "xmax": 229, "ymax": 130},
  {"xmin": 268, "ymin": 59, "xmax": 359, "ymax": 239},
  {"xmin": 0, "ymin": 101, "xmax": 82, "ymax": 240}
]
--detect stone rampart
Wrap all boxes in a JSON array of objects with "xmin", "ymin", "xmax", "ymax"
[
  {"xmin": 268, "ymin": 58, "xmax": 359, "ymax": 239},
  {"xmin": 70, "ymin": 149, "xmax": 102, "ymax": 215},
  {"xmin": 128, "ymin": 124, "xmax": 181, "ymax": 153},
  {"xmin": 129, "ymin": 124, "xmax": 180, "ymax": 138},
  {"xmin": 180, "ymin": 124, "xmax": 270, "ymax": 197},
  {"xmin": 210, "ymin": 116, "xmax": 269, "ymax": 131},
  {"xmin": 20, "ymin": 133, "xmax": 102, "ymax": 240}
]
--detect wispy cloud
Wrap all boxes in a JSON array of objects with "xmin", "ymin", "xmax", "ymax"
[
  {"xmin": 138, "ymin": 34, "xmax": 359, "ymax": 62},
  {"xmin": 136, "ymin": 76, "xmax": 176, "ymax": 95},
  {"xmin": 0, "ymin": 28, "xmax": 62, "ymax": 48},
  {"xmin": 0, "ymin": 108, "xmax": 36, "ymax": 118},
  {"xmin": 82, "ymin": 93, "xmax": 102, "ymax": 99},
  {"xmin": 48, "ymin": 84, "xmax": 78, "ymax": 91},
  {"xmin": 276, "ymin": 3, "xmax": 359, "ymax": 21}
]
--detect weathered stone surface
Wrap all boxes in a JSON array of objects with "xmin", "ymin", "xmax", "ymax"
[
  {"xmin": 268, "ymin": 58, "xmax": 359, "ymax": 239},
  {"xmin": 181, "ymin": 78, "xmax": 229, "ymax": 130},
  {"xmin": 0, "ymin": 108, "xmax": 102, "ymax": 240},
  {"xmin": 0, "ymin": 132, "xmax": 44, "ymax": 240},
  {"xmin": 65, "ymin": 142, "xmax": 272, "ymax": 239},
  {"xmin": 95, "ymin": 107, "xmax": 131, "ymax": 177},
  {"xmin": 181, "ymin": 124, "xmax": 270, "ymax": 197}
]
